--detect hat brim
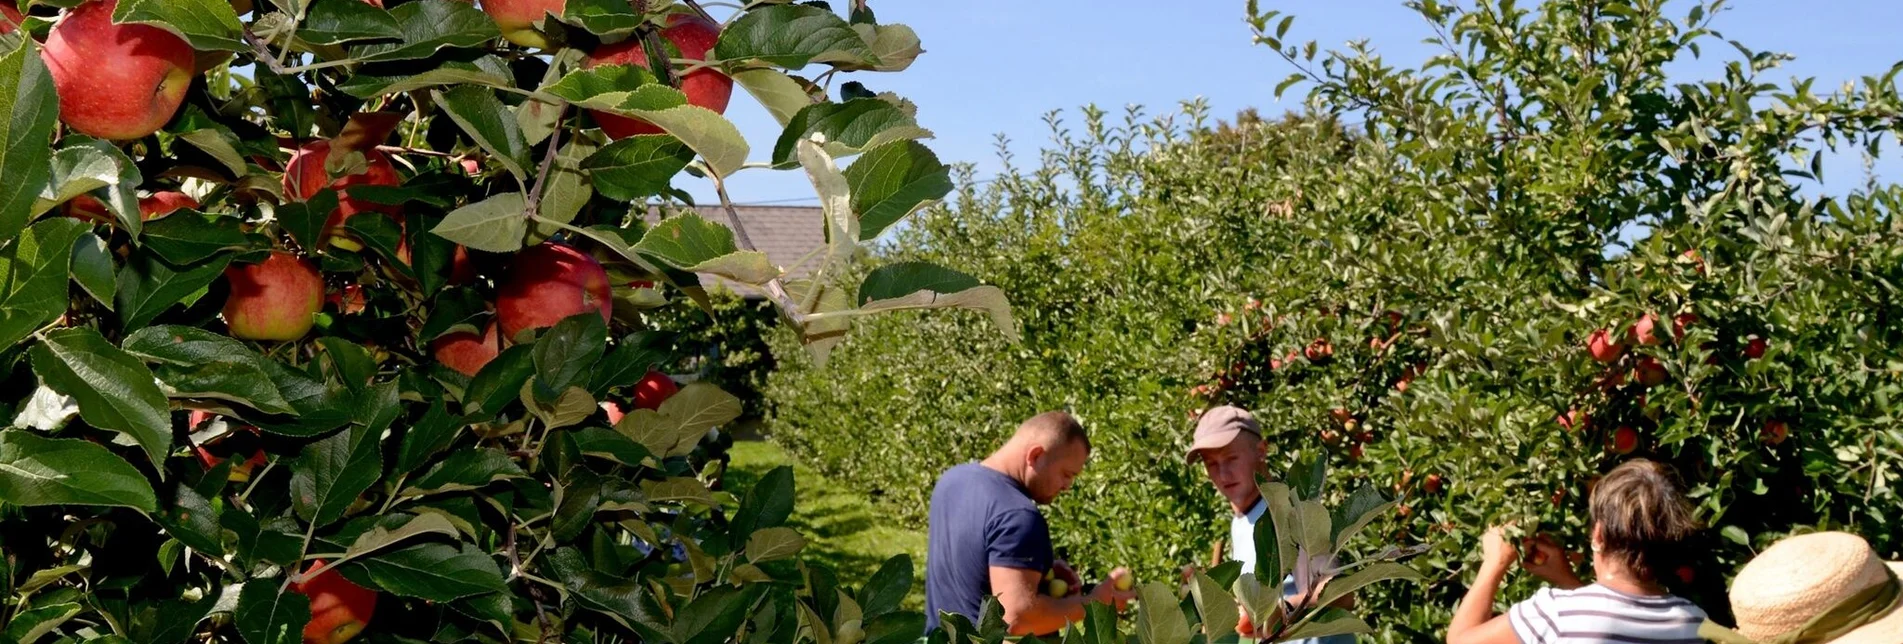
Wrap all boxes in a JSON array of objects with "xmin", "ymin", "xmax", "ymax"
[{"xmin": 1836, "ymin": 562, "xmax": 1903, "ymax": 644}]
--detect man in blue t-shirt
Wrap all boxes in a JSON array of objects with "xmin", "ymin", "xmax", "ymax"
[{"xmin": 924, "ymin": 411, "xmax": 1135, "ymax": 635}]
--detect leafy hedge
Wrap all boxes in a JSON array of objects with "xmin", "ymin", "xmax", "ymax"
[{"xmin": 767, "ymin": 0, "xmax": 1903, "ymax": 639}]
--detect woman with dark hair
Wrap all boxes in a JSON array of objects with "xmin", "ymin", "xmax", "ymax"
[{"xmin": 1445, "ymin": 458, "xmax": 1708, "ymax": 644}]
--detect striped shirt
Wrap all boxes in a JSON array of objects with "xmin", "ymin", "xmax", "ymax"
[{"xmin": 1506, "ymin": 584, "xmax": 1707, "ymax": 644}]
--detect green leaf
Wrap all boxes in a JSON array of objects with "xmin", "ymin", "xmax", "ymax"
[
  {"xmin": 29, "ymin": 327, "xmax": 172, "ymax": 471},
  {"xmin": 615, "ymin": 381, "xmax": 743, "ymax": 458},
  {"xmin": 561, "ymin": 0, "xmax": 643, "ymax": 38},
  {"xmin": 745, "ymin": 527, "xmax": 805, "ymax": 563},
  {"xmin": 614, "ymin": 103, "xmax": 750, "ymax": 178},
  {"xmin": 532, "ymin": 312, "xmax": 609, "ymax": 396},
  {"xmin": 567, "ymin": 426, "xmax": 651, "ymax": 467},
  {"xmin": 432, "ymin": 192, "xmax": 527, "ymax": 253},
  {"xmin": 1189, "ymin": 571, "xmax": 1239, "ymax": 641},
  {"xmin": 113, "ymin": 0, "xmax": 246, "ymax": 52},
  {"xmin": 842, "ymin": 23, "xmax": 922, "ymax": 72},
  {"xmin": 339, "ymin": 54, "xmax": 515, "ymax": 98},
  {"xmin": 642, "ymin": 477, "xmax": 713, "ymax": 505},
  {"xmin": 857, "ymin": 554, "xmax": 911, "ymax": 621},
  {"xmin": 771, "ymin": 98, "xmax": 932, "ymax": 167},
  {"xmin": 547, "ymin": 547, "xmax": 669, "ymax": 634},
  {"xmin": 301, "ymin": 0, "xmax": 404, "ymax": 45},
  {"xmin": 317, "ymin": 337, "xmax": 378, "ymax": 393},
  {"xmin": 289, "ymin": 410, "xmax": 385, "ymax": 528},
  {"xmin": 114, "ymin": 250, "xmax": 233, "ymax": 330},
  {"xmin": 1314, "ymin": 562, "xmax": 1423, "ymax": 610},
  {"xmin": 537, "ymin": 137, "xmax": 597, "ymax": 230},
  {"xmin": 403, "ymin": 448, "xmax": 525, "ymax": 497},
  {"xmin": 156, "ymin": 481, "xmax": 225, "ymax": 556},
  {"xmin": 730, "ymin": 465, "xmax": 795, "ymax": 549},
  {"xmin": 844, "ymin": 141, "xmax": 950, "ymax": 240},
  {"xmin": 1330, "ymin": 484, "xmax": 1394, "ymax": 553},
  {"xmin": 4, "ymin": 602, "xmax": 82, "ymax": 644},
  {"xmin": 275, "ymin": 190, "xmax": 339, "ymax": 254},
  {"xmin": 1260, "ymin": 482, "xmax": 1295, "ymax": 578},
  {"xmin": 175, "ymin": 128, "xmax": 249, "ymax": 178},
  {"xmin": 1280, "ymin": 608, "xmax": 1372, "ymax": 641},
  {"xmin": 675, "ymin": 585, "xmax": 766, "ymax": 644},
  {"xmin": 69, "ymin": 233, "xmax": 116, "ymax": 311},
  {"xmin": 435, "ymin": 85, "xmax": 530, "ymax": 180},
  {"xmin": 37, "ymin": 138, "xmax": 142, "ymax": 236},
  {"xmin": 0, "ymin": 430, "xmax": 157, "ymax": 513},
  {"xmin": 585, "ymin": 331, "xmax": 671, "ymax": 395},
  {"xmin": 1721, "ymin": 525, "xmax": 1751, "ymax": 547},
  {"xmin": 714, "ymin": 4, "xmax": 873, "ymax": 69},
  {"xmin": 350, "ymin": 0, "xmax": 500, "ymax": 63},
  {"xmin": 634, "ymin": 212, "xmax": 777, "ymax": 284},
  {"xmin": 462, "ymin": 344, "xmax": 534, "ymax": 420},
  {"xmin": 581, "ymin": 135, "xmax": 696, "ymax": 202},
  {"xmin": 343, "ymin": 513, "xmax": 459, "ymax": 563},
  {"xmin": 0, "ymin": 218, "xmax": 90, "ymax": 348},
  {"xmin": 0, "ymin": 35, "xmax": 59, "ymax": 244},
  {"xmin": 1132, "ymin": 581, "xmax": 1193, "ymax": 644},
  {"xmin": 234, "ymin": 579, "xmax": 311, "ymax": 644},
  {"xmin": 351, "ymin": 542, "xmax": 507, "ymax": 602},
  {"xmin": 732, "ymin": 68, "xmax": 813, "ymax": 127},
  {"xmin": 124, "ymin": 326, "xmax": 296, "ymax": 414},
  {"xmin": 395, "ymin": 398, "xmax": 459, "ymax": 476},
  {"xmin": 544, "ymin": 63, "xmax": 661, "ymax": 110},
  {"xmin": 855, "ymin": 262, "xmax": 1017, "ymax": 341},
  {"xmin": 248, "ymin": 359, "xmax": 354, "ymax": 438},
  {"xmin": 1287, "ymin": 452, "xmax": 1326, "ymax": 502},
  {"xmin": 1296, "ymin": 499, "xmax": 1332, "ymax": 559},
  {"xmin": 140, "ymin": 212, "xmax": 254, "ymax": 266},
  {"xmin": 418, "ymin": 287, "xmax": 488, "ymax": 342}
]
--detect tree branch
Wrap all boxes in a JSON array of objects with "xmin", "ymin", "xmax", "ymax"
[
  {"xmin": 522, "ymin": 104, "xmax": 569, "ymax": 219},
  {"xmin": 710, "ymin": 174, "xmax": 806, "ymax": 323}
]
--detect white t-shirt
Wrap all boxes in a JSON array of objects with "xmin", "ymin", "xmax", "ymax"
[
  {"xmin": 1507, "ymin": 584, "xmax": 1707, "ymax": 644},
  {"xmin": 1231, "ymin": 498, "xmax": 1354, "ymax": 644}
]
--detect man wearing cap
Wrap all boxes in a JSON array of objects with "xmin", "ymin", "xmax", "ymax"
[
  {"xmin": 924, "ymin": 411, "xmax": 1136, "ymax": 636},
  {"xmin": 1186, "ymin": 405, "xmax": 1354, "ymax": 644}
]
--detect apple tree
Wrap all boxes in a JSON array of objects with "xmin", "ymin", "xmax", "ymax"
[{"xmin": 0, "ymin": 0, "xmax": 1008, "ymax": 641}]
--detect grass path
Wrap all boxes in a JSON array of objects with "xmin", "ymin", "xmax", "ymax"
[{"xmin": 724, "ymin": 440, "xmax": 928, "ymax": 609}]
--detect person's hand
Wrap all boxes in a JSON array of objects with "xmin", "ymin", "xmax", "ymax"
[
  {"xmin": 1180, "ymin": 564, "xmax": 1198, "ymax": 586},
  {"xmin": 1481, "ymin": 525, "xmax": 1518, "ymax": 570},
  {"xmin": 1520, "ymin": 534, "xmax": 1584, "ymax": 589},
  {"xmin": 1089, "ymin": 567, "xmax": 1137, "ymax": 611},
  {"xmin": 1051, "ymin": 560, "xmax": 1083, "ymax": 597}
]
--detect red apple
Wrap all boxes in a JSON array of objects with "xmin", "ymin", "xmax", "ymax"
[
  {"xmin": 1672, "ymin": 312, "xmax": 1698, "ymax": 342},
  {"xmin": 1676, "ymin": 565, "xmax": 1695, "ymax": 584},
  {"xmin": 1587, "ymin": 328, "xmax": 1625, "ymax": 363},
  {"xmin": 432, "ymin": 323, "xmax": 500, "ymax": 377},
  {"xmin": 1630, "ymin": 314, "xmax": 1662, "ymax": 346},
  {"xmin": 495, "ymin": 242, "xmax": 613, "ymax": 339},
  {"xmin": 189, "ymin": 411, "xmax": 266, "ymax": 483},
  {"xmin": 584, "ymin": 13, "xmax": 732, "ymax": 139},
  {"xmin": 1744, "ymin": 336, "xmax": 1768, "ymax": 360},
  {"xmin": 1634, "ymin": 356, "xmax": 1668, "ymax": 387},
  {"xmin": 140, "ymin": 191, "xmax": 200, "ymax": 220},
  {"xmin": 1304, "ymin": 337, "xmax": 1333, "ymax": 361},
  {"xmin": 1607, "ymin": 426, "xmax": 1640, "ymax": 455},
  {"xmin": 291, "ymin": 561, "xmax": 376, "ymax": 644},
  {"xmin": 223, "ymin": 251, "xmax": 324, "ymax": 341},
  {"xmin": 1557, "ymin": 409, "xmax": 1590, "ymax": 432},
  {"xmin": 1236, "ymin": 610, "xmax": 1255, "ymax": 637},
  {"xmin": 1682, "ymin": 249, "xmax": 1706, "ymax": 275},
  {"xmin": 1319, "ymin": 430, "xmax": 1341, "ymax": 446},
  {"xmin": 602, "ymin": 400, "xmax": 627, "ymax": 425},
  {"xmin": 327, "ymin": 284, "xmax": 366, "ymax": 315},
  {"xmin": 632, "ymin": 370, "xmax": 678, "ymax": 411},
  {"xmin": 1347, "ymin": 443, "xmax": 1365, "ymax": 461},
  {"xmin": 1761, "ymin": 419, "xmax": 1788, "ymax": 446},
  {"xmin": 282, "ymin": 140, "xmax": 402, "ymax": 251},
  {"xmin": 1214, "ymin": 312, "xmax": 1231, "ymax": 327},
  {"xmin": 1423, "ymin": 474, "xmax": 1444, "ymax": 494},
  {"xmin": 42, "ymin": 0, "xmax": 194, "ymax": 140},
  {"xmin": 0, "ymin": 2, "xmax": 22, "ymax": 35},
  {"xmin": 482, "ymin": 0, "xmax": 566, "ymax": 49}
]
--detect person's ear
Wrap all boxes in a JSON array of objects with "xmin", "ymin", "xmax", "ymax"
[
  {"xmin": 1026, "ymin": 444, "xmax": 1046, "ymax": 467},
  {"xmin": 1591, "ymin": 523, "xmax": 1604, "ymax": 550}
]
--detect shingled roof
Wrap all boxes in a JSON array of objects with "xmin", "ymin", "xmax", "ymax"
[{"xmin": 647, "ymin": 205, "xmax": 826, "ymax": 298}]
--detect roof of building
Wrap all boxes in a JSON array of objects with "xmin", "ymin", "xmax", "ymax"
[{"xmin": 648, "ymin": 205, "xmax": 826, "ymax": 297}]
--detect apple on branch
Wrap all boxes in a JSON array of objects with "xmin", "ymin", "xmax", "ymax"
[{"xmin": 42, "ymin": 0, "xmax": 194, "ymax": 141}]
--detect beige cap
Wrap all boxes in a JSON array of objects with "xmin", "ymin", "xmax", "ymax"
[
  {"xmin": 1186, "ymin": 405, "xmax": 1261, "ymax": 461},
  {"xmin": 1718, "ymin": 531, "xmax": 1903, "ymax": 644}
]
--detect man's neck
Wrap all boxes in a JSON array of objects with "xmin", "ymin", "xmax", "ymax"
[
  {"xmin": 1231, "ymin": 492, "xmax": 1263, "ymax": 517},
  {"xmin": 980, "ymin": 453, "xmax": 1025, "ymax": 487}
]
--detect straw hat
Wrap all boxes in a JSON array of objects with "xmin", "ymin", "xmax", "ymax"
[{"xmin": 1705, "ymin": 531, "xmax": 1903, "ymax": 644}]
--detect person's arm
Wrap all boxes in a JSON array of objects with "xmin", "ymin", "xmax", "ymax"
[
  {"xmin": 989, "ymin": 566, "xmax": 1133, "ymax": 636},
  {"xmin": 1446, "ymin": 526, "xmax": 1526, "ymax": 644},
  {"xmin": 1521, "ymin": 535, "xmax": 1585, "ymax": 590}
]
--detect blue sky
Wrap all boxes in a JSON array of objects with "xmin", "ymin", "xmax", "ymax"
[{"xmin": 698, "ymin": 1, "xmax": 1903, "ymax": 206}]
